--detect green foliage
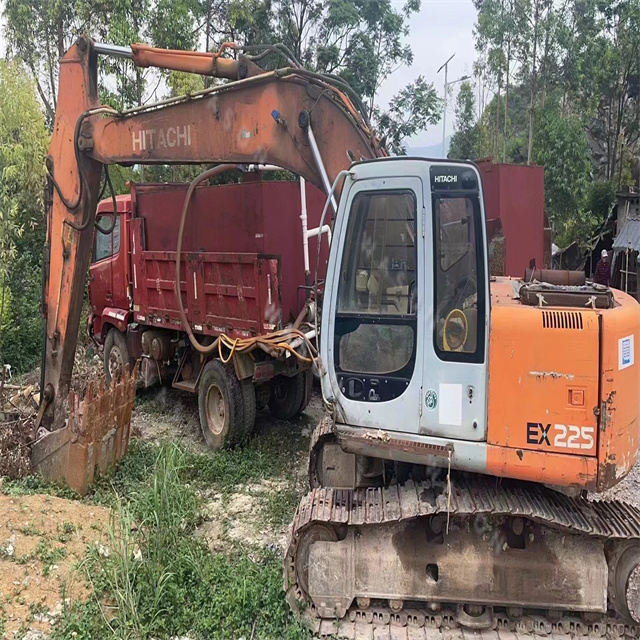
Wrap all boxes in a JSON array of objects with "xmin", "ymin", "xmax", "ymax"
[
  {"xmin": 0, "ymin": 59, "xmax": 49, "ymax": 372},
  {"xmin": 532, "ymin": 100, "xmax": 591, "ymax": 227},
  {"xmin": 448, "ymin": 81, "xmax": 479, "ymax": 160},
  {"xmin": 472, "ymin": 0, "xmax": 640, "ymax": 247},
  {"xmin": 50, "ymin": 443, "xmax": 311, "ymax": 640},
  {"xmin": 585, "ymin": 179, "xmax": 616, "ymax": 222},
  {"xmin": 374, "ymin": 76, "xmax": 442, "ymax": 153},
  {"xmin": 89, "ymin": 428, "xmax": 307, "ymax": 505}
]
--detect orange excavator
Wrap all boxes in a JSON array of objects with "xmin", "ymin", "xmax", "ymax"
[{"xmin": 35, "ymin": 36, "xmax": 640, "ymax": 638}]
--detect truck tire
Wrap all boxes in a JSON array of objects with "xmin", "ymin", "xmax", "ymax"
[
  {"xmin": 240, "ymin": 379, "xmax": 257, "ymax": 438},
  {"xmin": 268, "ymin": 370, "xmax": 312, "ymax": 421},
  {"xmin": 104, "ymin": 328, "xmax": 131, "ymax": 386},
  {"xmin": 198, "ymin": 359, "xmax": 244, "ymax": 450},
  {"xmin": 255, "ymin": 383, "xmax": 270, "ymax": 411}
]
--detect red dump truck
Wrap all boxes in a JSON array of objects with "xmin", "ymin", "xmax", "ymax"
[{"xmin": 88, "ymin": 170, "xmax": 330, "ymax": 448}]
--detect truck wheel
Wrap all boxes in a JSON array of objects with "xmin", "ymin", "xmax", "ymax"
[
  {"xmin": 198, "ymin": 360, "xmax": 244, "ymax": 450},
  {"xmin": 255, "ymin": 383, "xmax": 270, "ymax": 411},
  {"xmin": 104, "ymin": 328, "xmax": 131, "ymax": 386},
  {"xmin": 268, "ymin": 370, "xmax": 312, "ymax": 421},
  {"xmin": 240, "ymin": 379, "xmax": 257, "ymax": 438}
]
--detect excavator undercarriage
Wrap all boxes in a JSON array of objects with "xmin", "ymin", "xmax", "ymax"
[{"xmin": 285, "ymin": 422, "xmax": 640, "ymax": 639}]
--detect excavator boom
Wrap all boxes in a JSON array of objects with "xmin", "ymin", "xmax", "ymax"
[{"xmin": 36, "ymin": 36, "xmax": 381, "ymax": 491}]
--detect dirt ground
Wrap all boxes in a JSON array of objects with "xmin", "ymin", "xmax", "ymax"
[
  {"xmin": 134, "ymin": 386, "xmax": 323, "ymax": 552},
  {"xmin": 3, "ymin": 377, "xmax": 640, "ymax": 636},
  {"xmin": 0, "ymin": 492, "xmax": 109, "ymax": 638}
]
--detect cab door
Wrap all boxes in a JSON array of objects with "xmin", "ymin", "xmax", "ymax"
[
  {"xmin": 89, "ymin": 214, "xmax": 122, "ymax": 317},
  {"xmin": 322, "ymin": 175, "xmax": 425, "ymax": 433},
  {"xmin": 420, "ymin": 165, "xmax": 489, "ymax": 441}
]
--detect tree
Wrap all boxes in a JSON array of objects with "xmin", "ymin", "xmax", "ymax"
[
  {"xmin": 3, "ymin": 0, "xmax": 205, "ymax": 117},
  {"xmin": 3, "ymin": 0, "xmax": 81, "ymax": 123},
  {"xmin": 533, "ymin": 100, "xmax": 591, "ymax": 242},
  {"xmin": 0, "ymin": 60, "xmax": 49, "ymax": 370},
  {"xmin": 373, "ymin": 77, "xmax": 442, "ymax": 153},
  {"xmin": 204, "ymin": 0, "xmax": 421, "ymax": 118},
  {"xmin": 448, "ymin": 81, "xmax": 479, "ymax": 160}
]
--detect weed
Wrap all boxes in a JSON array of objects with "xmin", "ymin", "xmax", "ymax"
[
  {"xmin": 1, "ymin": 474, "xmax": 79, "ymax": 499},
  {"xmin": 65, "ymin": 443, "xmax": 311, "ymax": 639},
  {"xmin": 28, "ymin": 600, "xmax": 49, "ymax": 618},
  {"xmin": 57, "ymin": 521, "xmax": 78, "ymax": 542},
  {"xmin": 36, "ymin": 539, "xmax": 67, "ymax": 576},
  {"xmin": 260, "ymin": 485, "xmax": 305, "ymax": 528},
  {"xmin": 49, "ymin": 598, "xmax": 109, "ymax": 640},
  {"xmin": 18, "ymin": 523, "xmax": 44, "ymax": 537}
]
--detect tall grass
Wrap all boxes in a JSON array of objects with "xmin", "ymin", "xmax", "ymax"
[{"xmin": 52, "ymin": 443, "xmax": 310, "ymax": 640}]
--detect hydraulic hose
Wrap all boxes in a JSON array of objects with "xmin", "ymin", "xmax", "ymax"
[
  {"xmin": 175, "ymin": 164, "xmax": 238, "ymax": 355},
  {"xmin": 175, "ymin": 165, "xmax": 321, "ymax": 366},
  {"xmin": 94, "ymin": 166, "xmax": 119, "ymax": 235}
]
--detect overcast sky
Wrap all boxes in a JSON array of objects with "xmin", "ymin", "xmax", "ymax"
[
  {"xmin": 0, "ymin": 0, "xmax": 478, "ymax": 148},
  {"xmin": 377, "ymin": 0, "xmax": 478, "ymax": 148}
]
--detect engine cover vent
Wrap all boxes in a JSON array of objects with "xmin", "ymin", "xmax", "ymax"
[{"xmin": 542, "ymin": 310, "xmax": 583, "ymax": 330}]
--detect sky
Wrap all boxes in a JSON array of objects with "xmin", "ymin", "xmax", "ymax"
[
  {"xmin": 376, "ymin": 0, "xmax": 479, "ymax": 148},
  {"xmin": 0, "ymin": 0, "xmax": 478, "ymax": 149}
]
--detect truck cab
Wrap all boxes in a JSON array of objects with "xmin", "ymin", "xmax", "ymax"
[{"xmin": 89, "ymin": 195, "xmax": 132, "ymax": 341}]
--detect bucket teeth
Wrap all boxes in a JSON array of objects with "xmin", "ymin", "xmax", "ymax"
[{"xmin": 31, "ymin": 361, "xmax": 139, "ymax": 495}]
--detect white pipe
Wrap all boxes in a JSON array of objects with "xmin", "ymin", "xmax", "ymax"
[
  {"xmin": 306, "ymin": 225, "xmax": 332, "ymax": 241},
  {"xmin": 300, "ymin": 176, "xmax": 310, "ymax": 274},
  {"xmin": 246, "ymin": 164, "xmax": 282, "ymax": 172},
  {"xmin": 307, "ymin": 125, "xmax": 338, "ymax": 214},
  {"xmin": 94, "ymin": 42, "xmax": 133, "ymax": 58}
]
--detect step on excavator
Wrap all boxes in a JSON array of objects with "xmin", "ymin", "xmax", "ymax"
[{"xmin": 35, "ymin": 36, "xmax": 640, "ymax": 638}]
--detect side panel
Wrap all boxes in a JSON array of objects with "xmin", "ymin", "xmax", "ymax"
[
  {"xmin": 129, "ymin": 179, "xmax": 327, "ymax": 324},
  {"xmin": 487, "ymin": 305, "xmax": 600, "ymax": 457},
  {"xmin": 261, "ymin": 180, "xmax": 330, "ymax": 323},
  {"xmin": 597, "ymin": 290, "xmax": 640, "ymax": 490},
  {"xmin": 131, "ymin": 249, "xmax": 280, "ymax": 339}
]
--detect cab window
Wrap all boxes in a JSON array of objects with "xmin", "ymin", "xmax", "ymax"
[
  {"xmin": 433, "ymin": 194, "xmax": 484, "ymax": 361},
  {"xmin": 336, "ymin": 190, "xmax": 417, "ymax": 384},
  {"xmin": 93, "ymin": 215, "xmax": 121, "ymax": 263}
]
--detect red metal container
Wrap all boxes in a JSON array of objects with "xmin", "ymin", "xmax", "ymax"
[
  {"xmin": 478, "ymin": 160, "xmax": 545, "ymax": 278},
  {"xmin": 89, "ymin": 173, "xmax": 329, "ymax": 342}
]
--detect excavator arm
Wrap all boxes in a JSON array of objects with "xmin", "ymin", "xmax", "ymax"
[{"xmin": 37, "ymin": 36, "xmax": 382, "ymax": 490}]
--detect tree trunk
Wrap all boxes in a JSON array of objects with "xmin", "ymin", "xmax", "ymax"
[
  {"xmin": 0, "ymin": 274, "xmax": 6, "ymax": 367},
  {"xmin": 540, "ymin": 5, "xmax": 551, "ymax": 108},
  {"xmin": 503, "ymin": 1, "xmax": 512, "ymax": 163},
  {"xmin": 606, "ymin": 96, "xmax": 613, "ymax": 180},
  {"xmin": 205, "ymin": 0, "xmax": 212, "ymax": 52},
  {"xmin": 527, "ymin": 0, "xmax": 540, "ymax": 165}
]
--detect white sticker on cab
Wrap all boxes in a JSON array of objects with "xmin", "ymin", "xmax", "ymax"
[
  {"xmin": 438, "ymin": 383, "xmax": 463, "ymax": 427},
  {"xmin": 619, "ymin": 334, "xmax": 635, "ymax": 370}
]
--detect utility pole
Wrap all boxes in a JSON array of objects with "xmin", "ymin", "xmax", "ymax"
[
  {"xmin": 438, "ymin": 53, "xmax": 470, "ymax": 158},
  {"xmin": 438, "ymin": 54, "xmax": 455, "ymax": 157}
]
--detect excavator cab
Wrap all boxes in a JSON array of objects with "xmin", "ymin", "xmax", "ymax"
[{"xmin": 321, "ymin": 159, "xmax": 489, "ymax": 443}]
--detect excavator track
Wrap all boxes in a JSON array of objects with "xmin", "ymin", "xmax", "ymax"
[{"xmin": 285, "ymin": 425, "xmax": 640, "ymax": 639}]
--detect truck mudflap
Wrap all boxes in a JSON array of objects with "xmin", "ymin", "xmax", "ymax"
[
  {"xmin": 31, "ymin": 362, "xmax": 138, "ymax": 495},
  {"xmin": 284, "ymin": 475, "xmax": 640, "ymax": 639}
]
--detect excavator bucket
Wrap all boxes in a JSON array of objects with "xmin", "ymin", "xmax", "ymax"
[{"xmin": 30, "ymin": 362, "xmax": 138, "ymax": 495}]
